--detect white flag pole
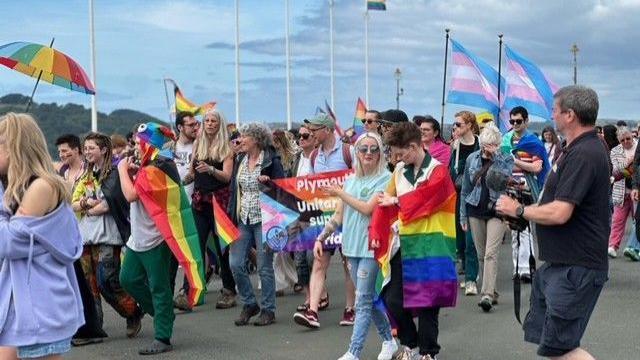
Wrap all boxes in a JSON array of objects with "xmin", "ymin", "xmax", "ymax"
[
  {"xmin": 235, "ymin": 0, "xmax": 241, "ymax": 128},
  {"xmin": 364, "ymin": 1, "xmax": 369, "ymax": 105},
  {"xmin": 285, "ymin": 0, "xmax": 292, "ymax": 130},
  {"xmin": 89, "ymin": 0, "xmax": 98, "ymax": 131},
  {"xmin": 329, "ymin": 0, "xmax": 335, "ymax": 111}
]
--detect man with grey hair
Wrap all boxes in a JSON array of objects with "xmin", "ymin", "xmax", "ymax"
[{"xmin": 497, "ymin": 85, "xmax": 609, "ymax": 360}]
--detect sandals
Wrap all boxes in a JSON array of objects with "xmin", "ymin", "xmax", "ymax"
[
  {"xmin": 318, "ymin": 294, "xmax": 329, "ymax": 311},
  {"xmin": 293, "ymin": 283, "xmax": 303, "ymax": 293},
  {"xmin": 139, "ymin": 340, "xmax": 173, "ymax": 355}
]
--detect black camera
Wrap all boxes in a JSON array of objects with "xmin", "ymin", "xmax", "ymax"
[{"xmin": 500, "ymin": 181, "xmax": 533, "ymax": 232}]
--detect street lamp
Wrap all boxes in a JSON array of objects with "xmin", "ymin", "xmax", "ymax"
[{"xmin": 394, "ymin": 67, "xmax": 404, "ymax": 110}]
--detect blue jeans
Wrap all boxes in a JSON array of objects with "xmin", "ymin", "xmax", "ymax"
[
  {"xmin": 347, "ymin": 257, "xmax": 393, "ymax": 357},
  {"xmin": 627, "ymin": 221, "xmax": 640, "ymax": 250},
  {"xmin": 229, "ymin": 222, "xmax": 275, "ymax": 312}
]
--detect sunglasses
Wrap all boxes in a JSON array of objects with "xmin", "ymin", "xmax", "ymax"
[
  {"xmin": 509, "ymin": 119, "xmax": 524, "ymax": 125},
  {"xmin": 453, "ymin": 122, "xmax": 464, "ymax": 128},
  {"xmin": 361, "ymin": 119, "xmax": 377, "ymax": 125},
  {"xmin": 299, "ymin": 133, "xmax": 312, "ymax": 140},
  {"xmin": 231, "ymin": 139, "xmax": 241, "ymax": 145},
  {"xmin": 356, "ymin": 145, "xmax": 380, "ymax": 154},
  {"xmin": 621, "ymin": 137, "xmax": 633, "ymax": 142}
]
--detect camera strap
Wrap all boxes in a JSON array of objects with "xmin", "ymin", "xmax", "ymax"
[{"xmin": 513, "ymin": 224, "xmax": 537, "ymax": 325}]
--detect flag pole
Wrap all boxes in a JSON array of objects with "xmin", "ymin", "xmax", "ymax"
[
  {"xmin": 234, "ymin": 0, "xmax": 241, "ymax": 128},
  {"xmin": 285, "ymin": 0, "xmax": 292, "ymax": 130},
  {"xmin": 440, "ymin": 28, "xmax": 450, "ymax": 131},
  {"xmin": 364, "ymin": 1, "xmax": 369, "ymax": 105},
  {"xmin": 89, "ymin": 0, "xmax": 98, "ymax": 132},
  {"xmin": 329, "ymin": 0, "xmax": 335, "ymax": 111},
  {"xmin": 26, "ymin": 37, "xmax": 55, "ymax": 112},
  {"xmin": 497, "ymin": 34, "xmax": 504, "ymax": 106},
  {"xmin": 162, "ymin": 78, "xmax": 173, "ymax": 124}
]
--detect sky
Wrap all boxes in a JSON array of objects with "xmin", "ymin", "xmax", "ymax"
[{"xmin": 1, "ymin": 0, "xmax": 639, "ymax": 128}]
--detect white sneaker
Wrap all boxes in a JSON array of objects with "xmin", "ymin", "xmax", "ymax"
[
  {"xmin": 394, "ymin": 346, "xmax": 415, "ymax": 360},
  {"xmin": 377, "ymin": 339, "xmax": 398, "ymax": 360},
  {"xmin": 337, "ymin": 351, "xmax": 358, "ymax": 360},
  {"xmin": 464, "ymin": 281, "xmax": 478, "ymax": 296},
  {"xmin": 608, "ymin": 246, "xmax": 617, "ymax": 258},
  {"xmin": 459, "ymin": 280, "xmax": 465, "ymax": 289}
]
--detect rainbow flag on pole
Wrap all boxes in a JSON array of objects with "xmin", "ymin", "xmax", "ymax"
[
  {"xmin": 212, "ymin": 196, "xmax": 240, "ymax": 248},
  {"xmin": 367, "ymin": 0, "xmax": 386, "ymax": 11},
  {"xmin": 352, "ymin": 97, "xmax": 368, "ymax": 139},
  {"xmin": 135, "ymin": 160, "xmax": 206, "ymax": 307},
  {"xmin": 166, "ymin": 79, "xmax": 216, "ymax": 116}
]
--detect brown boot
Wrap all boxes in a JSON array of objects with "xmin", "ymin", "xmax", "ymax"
[{"xmin": 215, "ymin": 288, "xmax": 237, "ymax": 309}]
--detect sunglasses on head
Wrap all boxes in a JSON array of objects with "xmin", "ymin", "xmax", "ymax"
[
  {"xmin": 361, "ymin": 119, "xmax": 376, "ymax": 125},
  {"xmin": 356, "ymin": 145, "xmax": 380, "ymax": 154},
  {"xmin": 509, "ymin": 119, "xmax": 524, "ymax": 125},
  {"xmin": 482, "ymin": 119, "xmax": 493, "ymax": 124},
  {"xmin": 299, "ymin": 133, "xmax": 312, "ymax": 140}
]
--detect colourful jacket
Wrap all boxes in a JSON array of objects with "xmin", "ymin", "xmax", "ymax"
[{"xmin": 0, "ymin": 187, "xmax": 84, "ymax": 346}]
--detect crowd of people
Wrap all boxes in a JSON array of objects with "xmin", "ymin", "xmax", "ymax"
[{"xmin": 0, "ymin": 85, "xmax": 627, "ymax": 360}]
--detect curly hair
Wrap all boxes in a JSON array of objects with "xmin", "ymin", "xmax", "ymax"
[
  {"xmin": 454, "ymin": 110, "xmax": 480, "ymax": 135},
  {"xmin": 240, "ymin": 123, "xmax": 273, "ymax": 150}
]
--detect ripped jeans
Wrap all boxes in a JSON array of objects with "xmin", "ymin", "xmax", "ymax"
[{"xmin": 346, "ymin": 257, "xmax": 393, "ymax": 357}]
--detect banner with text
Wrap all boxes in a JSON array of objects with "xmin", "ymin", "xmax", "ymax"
[{"xmin": 260, "ymin": 169, "xmax": 352, "ymax": 252}]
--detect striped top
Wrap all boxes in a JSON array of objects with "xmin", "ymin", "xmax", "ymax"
[{"xmin": 511, "ymin": 134, "xmax": 540, "ymax": 187}]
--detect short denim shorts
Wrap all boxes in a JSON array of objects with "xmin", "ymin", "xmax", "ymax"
[
  {"xmin": 523, "ymin": 263, "xmax": 607, "ymax": 357},
  {"xmin": 17, "ymin": 337, "xmax": 72, "ymax": 358}
]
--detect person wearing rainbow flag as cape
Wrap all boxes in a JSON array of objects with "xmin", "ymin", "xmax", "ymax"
[
  {"xmin": 118, "ymin": 122, "xmax": 205, "ymax": 355},
  {"xmin": 500, "ymin": 106, "xmax": 549, "ymax": 282},
  {"xmin": 372, "ymin": 122, "xmax": 458, "ymax": 360}
]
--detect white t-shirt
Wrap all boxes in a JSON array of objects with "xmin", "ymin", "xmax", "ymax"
[
  {"xmin": 175, "ymin": 140, "xmax": 194, "ymax": 199},
  {"xmin": 296, "ymin": 153, "xmax": 312, "ymax": 177}
]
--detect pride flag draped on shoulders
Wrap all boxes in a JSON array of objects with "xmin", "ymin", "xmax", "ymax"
[
  {"xmin": 134, "ymin": 123, "xmax": 206, "ymax": 307},
  {"xmin": 370, "ymin": 156, "xmax": 458, "ymax": 309}
]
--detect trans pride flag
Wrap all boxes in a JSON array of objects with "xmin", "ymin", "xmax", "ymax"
[
  {"xmin": 502, "ymin": 45, "xmax": 559, "ymax": 122},
  {"xmin": 447, "ymin": 40, "xmax": 505, "ymax": 129}
]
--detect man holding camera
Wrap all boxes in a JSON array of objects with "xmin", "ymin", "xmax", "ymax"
[
  {"xmin": 496, "ymin": 85, "xmax": 609, "ymax": 360},
  {"xmin": 501, "ymin": 106, "xmax": 548, "ymax": 282}
]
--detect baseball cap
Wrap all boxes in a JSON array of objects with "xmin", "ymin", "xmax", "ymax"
[{"xmin": 304, "ymin": 114, "xmax": 335, "ymax": 129}]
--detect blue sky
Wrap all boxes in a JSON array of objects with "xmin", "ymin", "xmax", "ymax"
[{"xmin": 1, "ymin": 0, "xmax": 639, "ymax": 128}]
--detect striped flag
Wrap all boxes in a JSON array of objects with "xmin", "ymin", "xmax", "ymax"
[
  {"xmin": 352, "ymin": 98, "xmax": 368, "ymax": 139},
  {"xmin": 367, "ymin": 0, "xmax": 386, "ymax": 11},
  {"xmin": 502, "ymin": 45, "xmax": 559, "ymax": 123},
  {"xmin": 167, "ymin": 79, "xmax": 216, "ymax": 116},
  {"xmin": 324, "ymin": 100, "xmax": 344, "ymax": 137},
  {"xmin": 447, "ymin": 40, "xmax": 504, "ymax": 129},
  {"xmin": 212, "ymin": 196, "xmax": 240, "ymax": 248}
]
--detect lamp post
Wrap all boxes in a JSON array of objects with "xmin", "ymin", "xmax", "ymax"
[
  {"xmin": 571, "ymin": 43, "xmax": 579, "ymax": 85},
  {"xmin": 394, "ymin": 67, "xmax": 404, "ymax": 110}
]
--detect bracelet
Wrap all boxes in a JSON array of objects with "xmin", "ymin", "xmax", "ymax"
[{"xmin": 208, "ymin": 166, "xmax": 215, "ymax": 175}]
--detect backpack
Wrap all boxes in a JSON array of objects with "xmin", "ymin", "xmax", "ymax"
[{"xmin": 310, "ymin": 143, "xmax": 353, "ymax": 170}]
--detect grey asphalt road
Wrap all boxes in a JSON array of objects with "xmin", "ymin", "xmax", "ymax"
[{"xmin": 67, "ymin": 242, "xmax": 640, "ymax": 360}]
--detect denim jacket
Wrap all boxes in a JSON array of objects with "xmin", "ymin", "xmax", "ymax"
[{"xmin": 459, "ymin": 149, "xmax": 513, "ymax": 224}]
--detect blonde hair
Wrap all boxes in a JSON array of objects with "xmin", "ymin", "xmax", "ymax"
[
  {"xmin": 272, "ymin": 129, "xmax": 296, "ymax": 172},
  {"xmin": 0, "ymin": 113, "xmax": 70, "ymax": 209},
  {"xmin": 478, "ymin": 124, "xmax": 502, "ymax": 146},
  {"xmin": 194, "ymin": 109, "xmax": 231, "ymax": 162},
  {"xmin": 354, "ymin": 131, "xmax": 387, "ymax": 178}
]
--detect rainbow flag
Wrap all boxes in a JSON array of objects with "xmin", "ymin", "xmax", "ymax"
[
  {"xmin": 352, "ymin": 97, "xmax": 368, "ymax": 139},
  {"xmin": 135, "ymin": 159, "xmax": 205, "ymax": 307},
  {"xmin": 324, "ymin": 100, "xmax": 344, "ymax": 137},
  {"xmin": 212, "ymin": 195, "xmax": 240, "ymax": 247},
  {"xmin": 167, "ymin": 79, "xmax": 216, "ymax": 116},
  {"xmin": 367, "ymin": 0, "xmax": 386, "ymax": 11},
  {"xmin": 398, "ymin": 165, "xmax": 457, "ymax": 308}
]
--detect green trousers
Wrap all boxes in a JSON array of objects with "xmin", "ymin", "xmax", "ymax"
[{"xmin": 120, "ymin": 242, "xmax": 175, "ymax": 342}]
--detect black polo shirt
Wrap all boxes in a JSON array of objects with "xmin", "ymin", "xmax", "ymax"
[{"xmin": 536, "ymin": 129, "xmax": 610, "ymax": 270}]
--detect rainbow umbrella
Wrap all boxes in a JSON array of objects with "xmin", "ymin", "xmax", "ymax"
[{"xmin": 0, "ymin": 41, "xmax": 95, "ymax": 104}]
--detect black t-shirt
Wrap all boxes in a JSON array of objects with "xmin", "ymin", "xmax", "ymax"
[
  {"xmin": 458, "ymin": 140, "xmax": 478, "ymax": 168},
  {"xmin": 467, "ymin": 157, "xmax": 496, "ymax": 219},
  {"xmin": 536, "ymin": 130, "xmax": 610, "ymax": 270},
  {"xmin": 193, "ymin": 158, "xmax": 226, "ymax": 193}
]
